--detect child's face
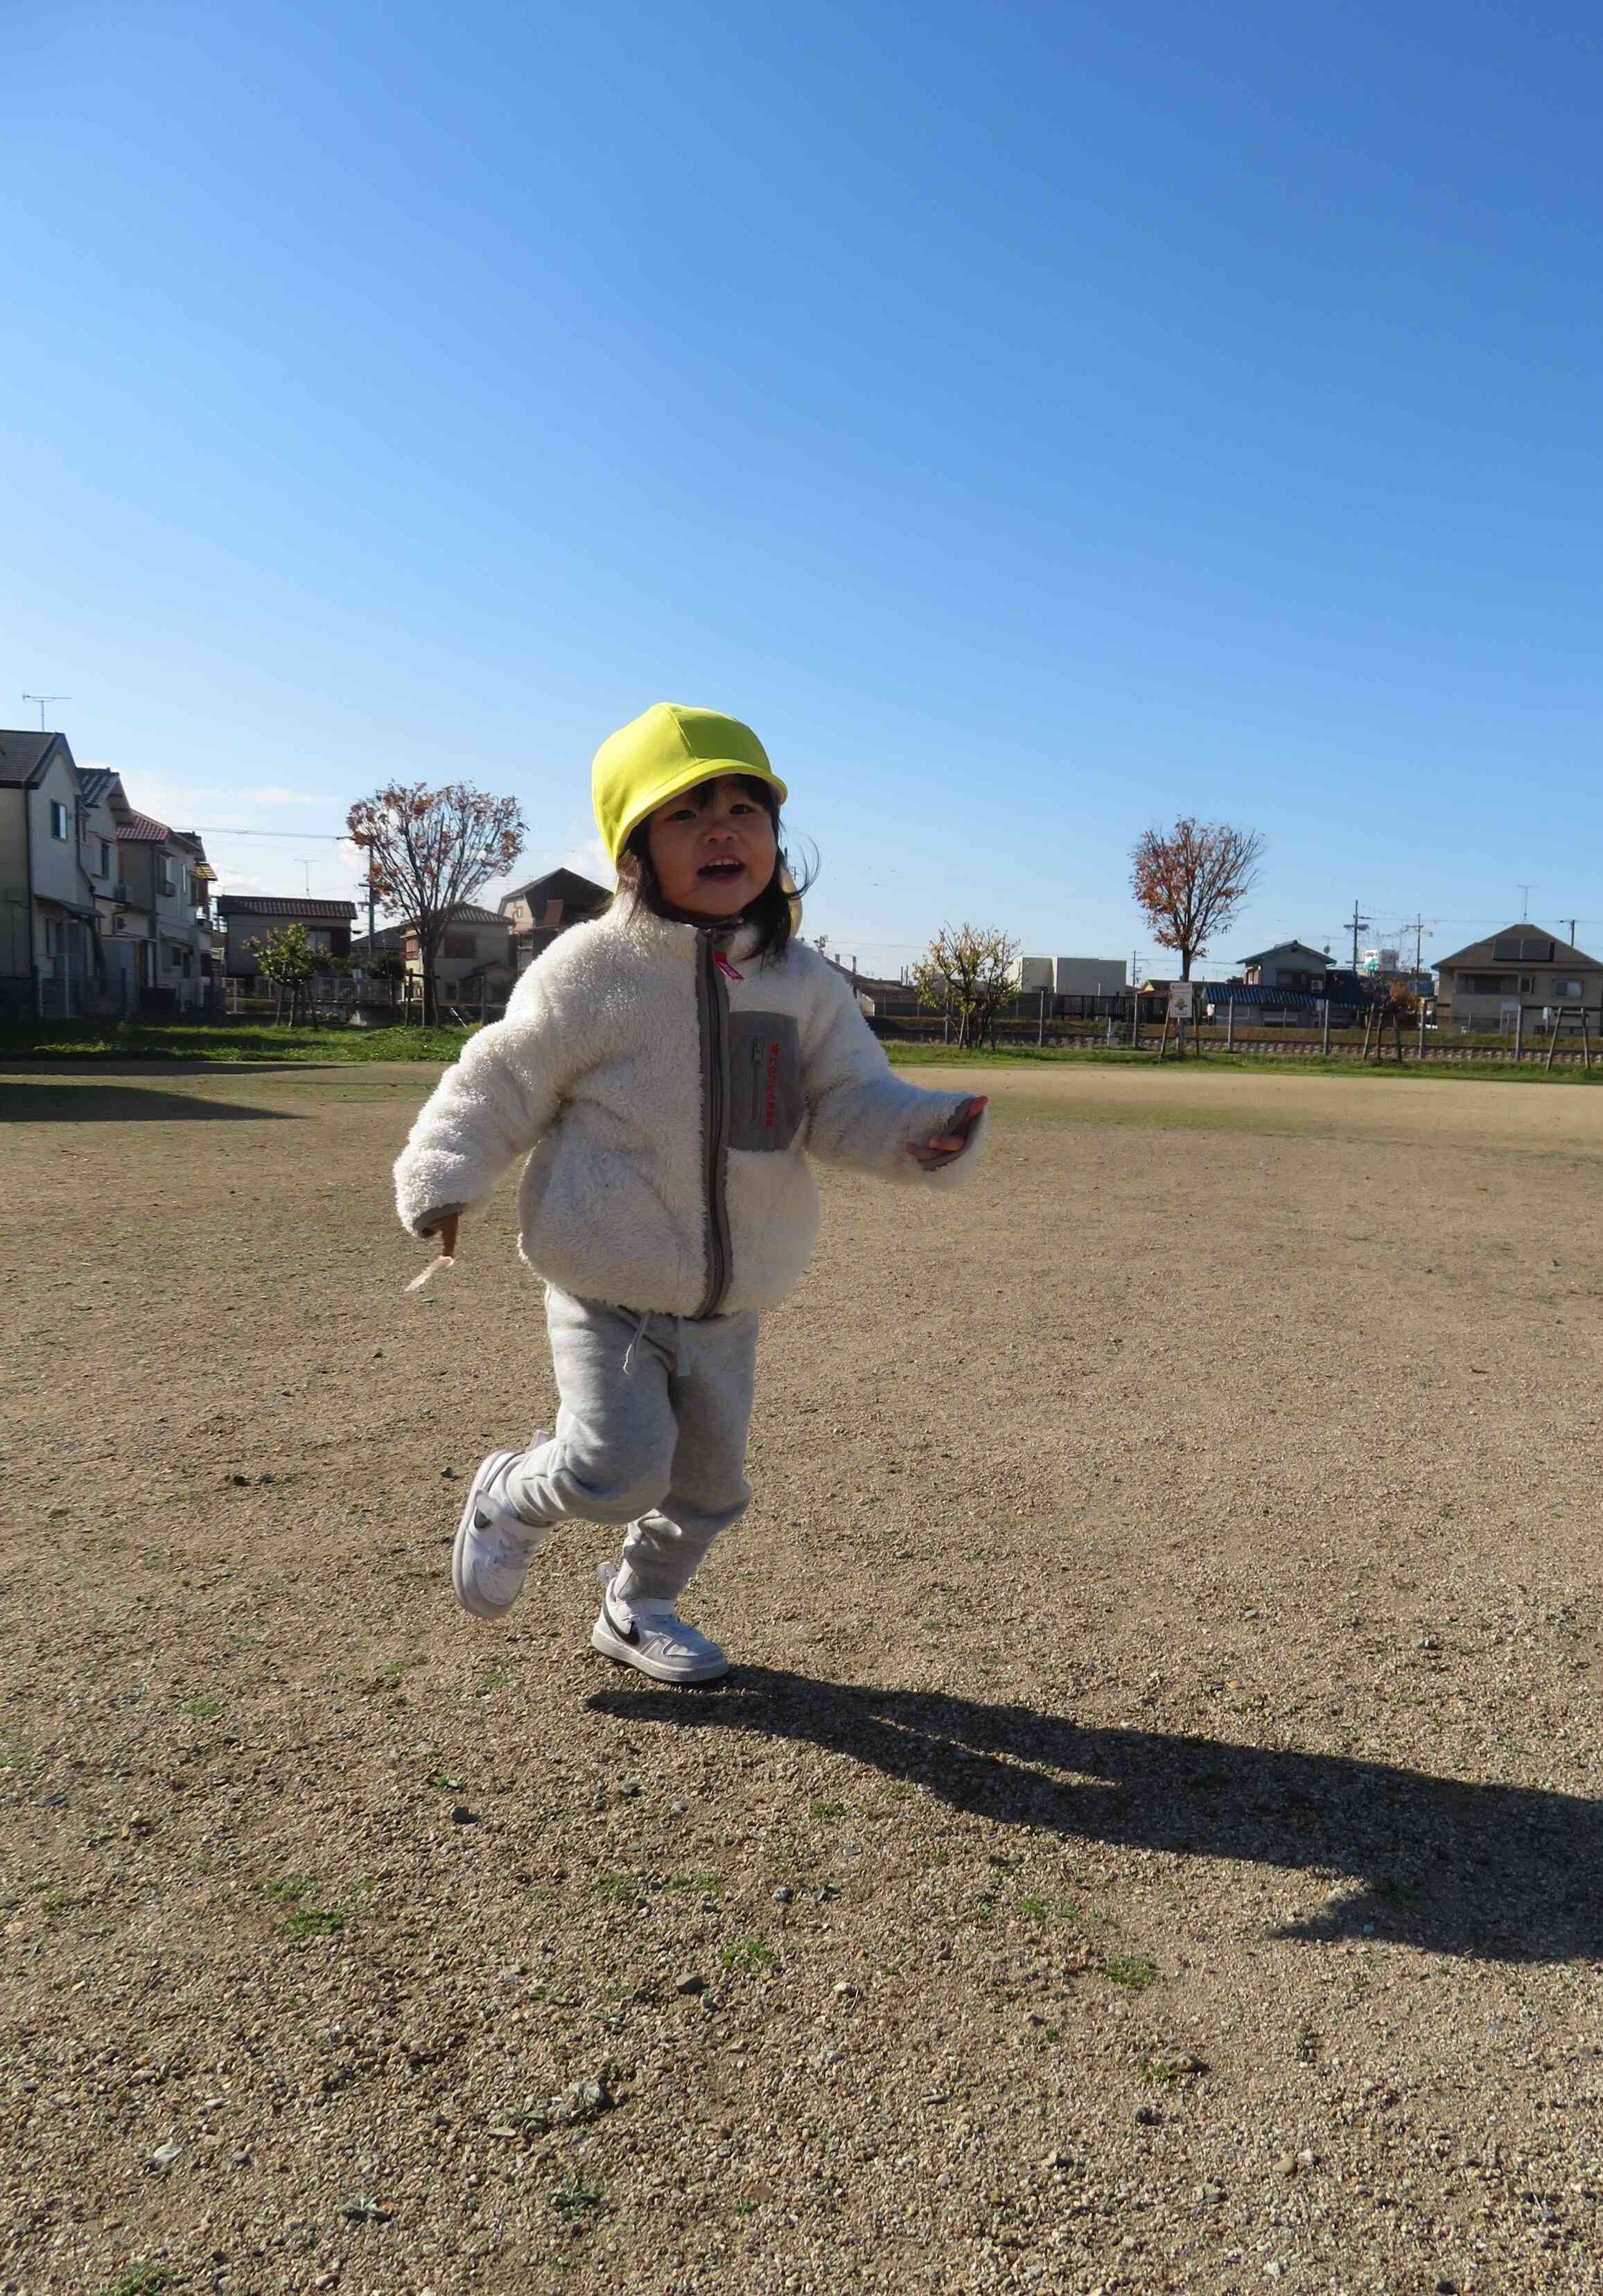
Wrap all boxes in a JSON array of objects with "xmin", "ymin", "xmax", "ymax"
[{"xmin": 645, "ymin": 774, "xmax": 778, "ymax": 920}]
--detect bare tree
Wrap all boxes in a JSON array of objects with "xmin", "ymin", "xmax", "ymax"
[
  {"xmin": 346, "ymin": 782, "xmax": 525, "ymax": 1026},
  {"xmin": 1131, "ymin": 817, "xmax": 1265, "ymax": 980},
  {"xmin": 911, "ymin": 923, "xmax": 1019, "ymax": 1050}
]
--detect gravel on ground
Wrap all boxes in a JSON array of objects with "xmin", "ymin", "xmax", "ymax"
[{"xmin": 3, "ymin": 1061, "xmax": 1601, "ymax": 2295}]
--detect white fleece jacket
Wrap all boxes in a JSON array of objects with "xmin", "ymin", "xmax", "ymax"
[{"xmin": 393, "ymin": 906, "xmax": 988, "ymax": 1317}]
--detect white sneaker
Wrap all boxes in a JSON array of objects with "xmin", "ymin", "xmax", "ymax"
[
  {"xmin": 590, "ymin": 1562, "xmax": 729, "ymax": 1685},
  {"xmin": 450, "ymin": 1441, "xmax": 552, "ymax": 1620}
]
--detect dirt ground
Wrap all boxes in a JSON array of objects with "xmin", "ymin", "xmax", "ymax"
[{"xmin": 3, "ymin": 1060, "xmax": 1602, "ymax": 2296}]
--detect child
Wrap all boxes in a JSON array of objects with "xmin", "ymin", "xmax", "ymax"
[{"xmin": 394, "ymin": 702, "xmax": 988, "ymax": 1684}]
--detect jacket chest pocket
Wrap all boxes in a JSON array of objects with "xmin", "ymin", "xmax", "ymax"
[{"xmin": 727, "ymin": 1011, "xmax": 803, "ymax": 1153}]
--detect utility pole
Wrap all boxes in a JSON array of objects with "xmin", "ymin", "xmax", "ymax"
[
  {"xmin": 1566, "ymin": 918, "xmax": 1577, "ymax": 949},
  {"xmin": 22, "ymin": 694, "xmax": 70, "ymax": 732},
  {"xmin": 1349, "ymin": 902, "xmax": 1370, "ymax": 972}
]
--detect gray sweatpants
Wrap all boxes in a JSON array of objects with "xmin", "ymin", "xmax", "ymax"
[{"xmin": 506, "ymin": 1286, "xmax": 760, "ymax": 1604}]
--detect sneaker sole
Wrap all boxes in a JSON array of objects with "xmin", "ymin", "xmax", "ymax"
[
  {"xmin": 590, "ymin": 1612, "xmax": 729, "ymax": 1685},
  {"xmin": 451, "ymin": 1452, "xmax": 529, "ymax": 1620}
]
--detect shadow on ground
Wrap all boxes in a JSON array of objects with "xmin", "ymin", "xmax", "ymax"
[
  {"xmin": 0, "ymin": 1085, "xmax": 299, "ymax": 1123},
  {"xmin": 588, "ymin": 1668, "xmax": 1602, "ymax": 1963}
]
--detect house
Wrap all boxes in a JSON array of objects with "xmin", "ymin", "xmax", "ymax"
[
  {"xmin": 1435, "ymin": 926, "xmax": 1603, "ymax": 1036},
  {"xmin": 0, "ymin": 731, "xmax": 215, "ymax": 1015},
  {"xmin": 0, "ymin": 730, "xmax": 98, "ymax": 1015},
  {"xmin": 401, "ymin": 904, "xmax": 514, "ymax": 997},
  {"xmin": 216, "ymin": 896, "xmax": 356, "ymax": 981},
  {"xmin": 1238, "ymin": 940, "xmax": 1333, "ymax": 993},
  {"xmin": 499, "ymin": 868, "xmax": 610, "ymax": 970},
  {"xmin": 116, "ymin": 812, "xmax": 218, "ymax": 1008},
  {"xmin": 349, "ymin": 922, "xmax": 406, "ymax": 973}
]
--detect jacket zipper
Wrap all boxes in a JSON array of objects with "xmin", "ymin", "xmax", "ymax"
[{"xmin": 695, "ymin": 933, "xmax": 733, "ymax": 1317}]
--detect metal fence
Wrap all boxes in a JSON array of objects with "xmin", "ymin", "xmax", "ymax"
[{"xmin": 0, "ymin": 974, "xmax": 227, "ymax": 1023}]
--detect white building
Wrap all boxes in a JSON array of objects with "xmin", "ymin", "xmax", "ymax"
[{"xmin": 1010, "ymin": 956, "xmax": 1130, "ymax": 996}]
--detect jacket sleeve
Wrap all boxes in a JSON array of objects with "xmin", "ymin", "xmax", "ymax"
[
  {"xmin": 393, "ymin": 970, "xmax": 574, "ymax": 1237},
  {"xmin": 801, "ymin": 965, "xmax": 989, "ymax": 1188}
]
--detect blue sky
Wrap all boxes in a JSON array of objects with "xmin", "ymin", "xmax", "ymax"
[{"xmin": 6, "ymin": 0, "xmax": 1602, "ymax": 977}]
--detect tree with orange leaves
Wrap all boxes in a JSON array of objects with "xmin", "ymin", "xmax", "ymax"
[
  {"xmin": 1130, "ymin": 816, "xmax": 1265, "ymax": 981},
  {"xmin": 347, "ymin": 782, "xmax": 526, "ymax": 1026}
]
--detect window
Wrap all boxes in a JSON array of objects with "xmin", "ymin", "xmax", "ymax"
[
  {"xmin": 98, "ymin": 837, "xmax": 112, "ymax": 877},
  {"xmin": 443, "ymin": 931, "xmax": 478, "ymax": 958},
  {"xmin": 166, "ymin": 941, "xmax": 184, "ymax": 968},
  {"xmin": 1461, "ymin": 973, "xmax": 1517, "ymax": 994},
  {"xmin": 50, "ymin": 800, "xmax": 69, "ymax": 841},
  {"xmin": 1554, "ymin": 979, "xmax": 1584, "ymax": 1001},
  {"xmin": 159, "ymin": 861, "xmax": 176, "ymax": 896}
]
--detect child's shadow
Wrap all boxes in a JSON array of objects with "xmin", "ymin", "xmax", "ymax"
[{"xmin": 586, "ymin": 1667, "xmax": 1603, "ymax": 1963}]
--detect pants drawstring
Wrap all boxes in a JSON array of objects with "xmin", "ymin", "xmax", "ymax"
[{"xmin": 622, "ymin": 1308, "xmax": 691, "ymax": 1375}]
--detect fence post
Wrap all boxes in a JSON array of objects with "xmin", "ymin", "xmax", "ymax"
[
  {"xmin": 1038, "ymin": 989, "xmax": 1046, "ymax": 1046},
  {"xmin": 1418, "ymin": 1000, "xmax": 1426, "ymax": 1060},
  {"xmin": 1225, "ymin": 999, "xmax": 1234, "ymax": 1051},
  {"xmin": 1321, "ymin": 999, "xmax": 1331, "ymax": 1055},
  {"xmin": 1514, "ymin": 1006, "xmax": 1523, "ymax": 1062}
]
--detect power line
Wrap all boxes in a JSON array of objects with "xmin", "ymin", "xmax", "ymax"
[{"xmin": 183, "ymin": 825, "xmax": 349, "ymax": 841}]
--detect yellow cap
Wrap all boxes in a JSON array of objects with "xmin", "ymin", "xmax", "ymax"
[{"xmin": 592, "ymin": 703, "xmax": 788, "ymax": 868}]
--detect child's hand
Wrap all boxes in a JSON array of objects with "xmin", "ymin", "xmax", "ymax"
[
  {"xmin": 407, "ymin": 1209, "xmax": 461, "ymax": 1291},
  {"xmin": 420, "ymin": 1210, "xmax": 460, "ymax": 1257},
  {"xmin": 905, "ymin": 1096, "xmax": 988, "ymax": 1166}
]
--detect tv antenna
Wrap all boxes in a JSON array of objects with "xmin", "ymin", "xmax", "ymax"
[
  {"xmin": 22, "ymin": 694, "xmax": 70, "ymax": 732},
  {"xmin": 1517, "ymin": 883, "xmax": 1536, "ymax": 919}
]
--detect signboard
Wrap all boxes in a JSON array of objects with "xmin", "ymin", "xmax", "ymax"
[{"xmin": 1167, "ymin": 981, "xmax": 1195, "ymax": 1020}]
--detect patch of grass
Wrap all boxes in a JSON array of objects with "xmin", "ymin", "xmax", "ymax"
[
  {"xmin": 1018, "ymin": 1893, "xmax": 1080, "ymax": 1924},
  {"xmin": 720, "ymin": 1936, "xmax": 777, "ymax": 1974},
  {"xmin": 665, "ymin": 1873, "xmax": 721, "ymax": 1895},
  {"xmin": 592, "ymin": 1872, "xmax": 640, "ymax": 1903},
  {"xmin": 259, "ymin": 1873, "xmax": 350, "ymax": 1939},
  {"xmin": 261, "ymin": 1874, "xmax": 309, "ymax": 1904},
  {"xmin": 479, "ymin": 1669, "xmax": 511, "ymax": 1693},
  {"xmin": 427, "ymin": 1771, "xmax": 464, "ymax": 1791},
  {"xmin": 809, "ymin": 1799, "xmax": 847, "ymax": 1819},
  {"xmin": 882, "ymin": 1042, "xmax": 1603, "ymax": 1087},
  {"xmin": 95, "ymin": 2270, "xmax": 173, "ymax": 2296},
  {"xmin": 0, "ymin": 1019, "xmax": 473, "ymax": 1064},
  {"xmin": 284, "ymin": 1903, "xmax": 347, "ymax": 1939},
  {"xmin": 38, "ymin": 1888, "xmax": 78, "ymax": 1917},
  {"xmin": 1104, "ymin": 1954, "xmax": 1159, "ymax": 1992},
  {"xmin": 182, "ymin": 1698, "xmax": 222, "ymax": 1719},
  {"xmin": 550, "ymin": 2175, "xmax": 604, "ymax": 2220}
]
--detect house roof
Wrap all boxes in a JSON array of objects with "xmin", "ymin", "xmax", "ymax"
[
  {"xmin": 215, "ymin": 895, "xmax": 358, "ymax": 920},
  {"xmin": 400, "ymin": 904, "xmax": 510, "ymax": 929},
  {"xmin": 75, "ymin": 766, "xmax": 127, "ymax": 809},
  {"xmin": 1202, "ymin": 982, "xmax": 1379, "ymax": 1011},
  {"xmin": 119, "ymin": 809, "xmax": 174, "ymax": 843},
  {"xmin": 1236, "ymin": 940, "xmax": 1329, "ymax": 965},
  {"xmin": 0, "ymin": 730, "xmax": 71, "ymax": 787},
  {"xmin": 500, "ymin": 868, "xmax": 611, "ymax": 909},
  {"xmin": 1435, "ymin": 924, "xmax": 1600, "ymax": 972}
]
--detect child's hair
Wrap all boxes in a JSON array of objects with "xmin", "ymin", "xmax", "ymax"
[{"xmin": 614, "ymin": 774, "xmax": 812, "ymax": 963}]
